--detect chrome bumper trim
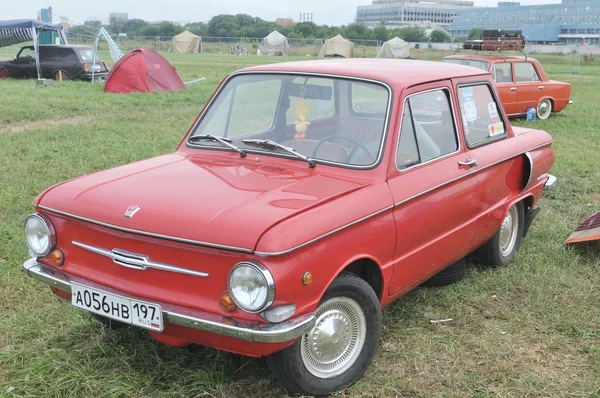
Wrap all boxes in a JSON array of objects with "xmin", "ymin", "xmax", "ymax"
[
  {"xmin": 22, "ymin": 258, "xmax": 314, "ymax": 343},
  {"xmin": 544, "ymin": 174, "xmax": 557, "ymax": 191}
]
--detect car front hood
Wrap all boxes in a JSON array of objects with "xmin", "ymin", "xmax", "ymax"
[{"xmin": 36, "ymin": 154, "xmax": 368, "ymax": 251}]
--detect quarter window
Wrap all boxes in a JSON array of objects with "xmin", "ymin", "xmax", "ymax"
[
  {"xmin": 493, "ymin": 63, "xmax": 513, "ymax": 84},
  {"xmin": 514, "ymin": 62, "xmax": 540, "ymax": 82},
  {"xmin": 457, "ymin": 84, "xmax": 506, "ymax": 147},
  {"xmin": 397, "ymin": 89, "xmax": 458, "ymax": 170}
]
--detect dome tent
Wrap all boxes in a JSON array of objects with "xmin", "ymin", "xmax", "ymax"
[
  {"xmin": 261, "ymin": 30, "xmax": 288, "ymax": 56},
  {"xmin": 168, "ymin": 30, "xmax": 201, "ymax": 54},
  {"xmin": 104, "ymin": 49, "xmax": 185, "ymax": 93},
  {"xmin": 318, "ymin": 35, "xmax": 354, "ymax": 58},
  {"xmin": 376, "ymin": 37, "xmax": 410, "ymax": 58}
]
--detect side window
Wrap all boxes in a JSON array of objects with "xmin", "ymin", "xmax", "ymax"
[
  {"xmin": 457, "ymin": 84, "xmax": 506, "ymax": 148},
  {"xmin": 397, "ymin": 89, "xmax": 458, "ymax": 170},
  {"xmin": 285, "ymin": 77, "xmax": 334, "ymax": 124},
  {"xmin": 493, "ymin": 63, "xmax": 513, "ymax": 84},
  {"xmin": 17, "ymin": 48, "xmax": 35, "ymax": 60},
  {"xmin": 515, "ymin": 62, "xmax": 539, "ymax": 82}
]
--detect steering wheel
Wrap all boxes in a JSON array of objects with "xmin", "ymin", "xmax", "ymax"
[{"xmin": 312, "ymin": 135, "xmax": 375, "ymax": 164}]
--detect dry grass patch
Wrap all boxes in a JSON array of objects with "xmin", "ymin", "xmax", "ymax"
[{"xmin": 0, "ymin": 115, "xmax": 96, "ymax": 134}]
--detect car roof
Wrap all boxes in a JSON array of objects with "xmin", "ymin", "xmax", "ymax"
[
  {"xmin": 239, "ymin": 59, "xmax": 489, "ymax": 87},
  {"xmin": 35, "ymin": 45, "xmax": 94, "ymax": 50},
  {"xmin": 443, "ymin": 54, "xmax": 537, "ymax": 63}
]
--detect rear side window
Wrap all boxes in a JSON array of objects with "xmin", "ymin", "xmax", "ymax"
[
  {"xmin": 457, "ymin": 84, "xmax": 506, "ymax": 147},
  {"xmin": 397, "ymin": 89, "xmax": 458, "ymax": 170},
  {"xmin": 441, "ymin": 58, "xmax": 490, "ymax": 71},
  {"xmin": 514, "ymin": 63, "xmax": 540, "ymax": 82},
  {"xmin": 493, "ymin": 63, "xmax": 513, "ymax": 84}
]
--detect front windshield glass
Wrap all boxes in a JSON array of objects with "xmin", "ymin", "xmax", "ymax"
[
  {"xmin": 441, "ymin": 58, "xmax": 490, "ymax": 71},
  {"xmin": 189, "ymin": 74, "xmax": 390, "ymax": 167},
  {"xmin": 77, "ymin": 49, "xmax": 103, "ymax": 61}
]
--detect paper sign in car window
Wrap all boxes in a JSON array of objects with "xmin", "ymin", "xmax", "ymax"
[
  {"xmin": 488, "ymin": 122, "xmax": 505, "ymax": 137},
  {"xmin": 487, "ymin": 102, "xmax": 498, "ymax": 119},
  {"xmin": 463, "ymin": 100, "xmax": 478, "ymax": 122}
]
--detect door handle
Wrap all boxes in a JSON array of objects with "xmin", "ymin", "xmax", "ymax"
[
  {"xmin": 538, "ymin": 85, "xmax": 544, "ymax": 90},
  {"xmin": 458, "ymin": 158, "xmax": 477, "ymax": 168},
  {"xmin": 510, "ymin": 87, "xmax": 517, "ymax": 91}
]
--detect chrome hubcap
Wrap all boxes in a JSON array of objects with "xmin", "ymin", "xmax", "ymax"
[
  {"xmin": 538, "ymin": 100, "xmax": 551, "ymax": 119},
  {"xmin": 301, "ymin": 297, "xmax": 366, "ymax": 379},
  {"xmin": 499, "ymin": 206, "xmax": 519, "ymax": 256}
]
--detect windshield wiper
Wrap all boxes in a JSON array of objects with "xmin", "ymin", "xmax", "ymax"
[
  {"xmin": 189, "ymin": 134, "xmax": 246, "ymax": 158},
  {"xmin": 242, "ymin": 139, "xmax": 315, "ymax": 168}
]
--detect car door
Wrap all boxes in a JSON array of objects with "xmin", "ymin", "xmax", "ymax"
[
  {"xmin": 8, "ymin": 47, "xmax": 37, "ymax": 78},
  {"xmin": 514, "ymin": 61, "xmax": 543, "ymax": 114},
  {"xmin": 388, "ymin": 82, "xmax": 482, "ymax": 297},
  {"xmin": 492, "ymin": 62, "xmax": 517, "ymax": 115},
  {"xmin": 455, "ymin": 81, "xmax": 519, "ymax": 247}
]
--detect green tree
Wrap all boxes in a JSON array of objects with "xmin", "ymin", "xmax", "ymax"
[
  {"xmin": 207, "ymin": 14, "xmax": 240, "ymax": 37},
  {"xmin": 373, "ymin": 25, "xmax": 389, "ymax": 42},
  {"xmin": 185, "ymin": 22, "xmax": 208, "ymax": 37},
  {"xmin": 122, "ymin": 19, "xmax": 148, "ymax": 35},
  {"xmin": 108, "ymin": 16, "xmax": 125, "ymax": 34},
  {"xmin": 84, "ymin": 20, "xmax": 102, "ymax": 30},
  {"xmin": 391, "ymin": 26, "xmax": 426, "ymax": 42},
  {"xmin": 429, "ymin": 29, "xmax": 451, "ymax": 43},
  {"xmin": 343, "ymin": 23, "xmax": 370, "ymax": 40},
  {"xmin": 468, "ymin": 27, "xmax": 484, "ymax": 40}
]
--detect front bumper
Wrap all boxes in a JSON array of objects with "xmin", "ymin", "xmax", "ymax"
[
  {"xmin": 544, "ymin": 174, "xmax": 557, "ymax": 191},
  {"xmin": 22, "ymin": 258, "xmax": 315, "ymax": 343}
]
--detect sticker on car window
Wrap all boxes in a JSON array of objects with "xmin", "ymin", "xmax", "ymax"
[
  {"xmin": 488, "ymin": 122, "xmax": 505, "ymax": 137},
  {"xmin": 462, "ymin": 87, "xmax": 473, "ymax": 98},
  {"xmin": 488, "ymin": 102, "xmax": 498, "ymax": 119},
  {"xmin": 464, "ymin": 100, "xmax": 477, "ymax": 122}
]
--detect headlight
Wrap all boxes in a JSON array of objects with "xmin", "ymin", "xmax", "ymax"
[
  {"xmin": 228, "ymin": 262, "xmax": 275, "ymax": 313},
  {"xmin": 24, "ymin": 214, "xmax": 56, "ymax": 257}
]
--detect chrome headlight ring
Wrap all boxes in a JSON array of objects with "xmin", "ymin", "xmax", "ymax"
[
  {"xmin": 24, "ymin": 213, "xmax": 56, "ymax": 257},
  {"xmin": 228, "ymin": 261, "xmax": 275, "ymax": 313}
]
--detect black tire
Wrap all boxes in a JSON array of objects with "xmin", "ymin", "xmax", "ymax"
[
  {"xmin": 475, "ymin": 201, "xmax": 525, "ymax": 267},
  {"xmin": 90, "ymin": 313, "xmax": 128, "ymax": 330},
  {"xmin": 266, "ymin": 272, "xmax": 382, "ymax": 396},
  {"xmin": 421, "ymin": 258, "xmax": 467, "ymax": 287}
]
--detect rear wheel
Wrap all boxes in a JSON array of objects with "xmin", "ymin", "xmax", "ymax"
[
  {"xmin": 54, "ymin": 70, "xmax": 69, "ymax": 81},
  {"xmin": 537, "ymin": 98, "xmax": 552, "ymax": 120},
  {"xmin": 0, "ymin": 68, "xmax": 8, "ymax": 79},
  {"xmin": 475, "ymin": 202, "xmax": 524, "ymax": 267},
  {"xmin": 266, "ymin": 272, "xmax": 381, "ymax": 396}
]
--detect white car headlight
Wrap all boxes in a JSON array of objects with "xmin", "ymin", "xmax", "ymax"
[
  {"xmin": 24, "ymin": 214, "xmax": 56, "ymax": 257},
  {"xmin": 228, "ymin": 262, "xmax": 275, "ymax": 313}
]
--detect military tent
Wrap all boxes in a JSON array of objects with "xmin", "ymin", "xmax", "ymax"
[
  {"xmin": 318, "ymin": 35, "xmax": 354, "ymax": 58},
  {"xmin": 376, "ymin": 37, "xmax": 410, "ymax": 58},
  {"xmin": 261, "ymin": 31, "xmax": 288, "ymax": 56},
  {"xmin": 168, "ymin": 30, "xmax": 201, "ymax": 54},
  {"xmin": 104, "ymin": 48, "xmax": 185, "ymax": 93}
]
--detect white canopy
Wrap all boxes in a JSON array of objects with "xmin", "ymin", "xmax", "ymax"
[
  {"xmin": 261, "ymin": 30, "xmax": 288, "ymax": 56},
  {"xmin": 318, "ymin": 35, "xmax": 354, "ymax": 58},
  {"xmin": 376, "ymin": 37, "xmax": 410, "ymax": 58},
  {"xmin": 168, "ymin": 30, "xmax": 201, "ymax": 54}
]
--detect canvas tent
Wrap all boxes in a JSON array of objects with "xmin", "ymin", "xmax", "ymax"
[
  {"xmin": 0, "ymin": 19, "xmax": 68, "ymax": 79},
  {"xmin": 376, "ymin": 37, "xmax": 410, "ymax": 58},
  {"xmin": 318, "ymin": 35, "xmax": 354, "ymax": 58},
  {"xmin": 169, "ymin": 30, "xmax": 201, "ymax": 54},
  {"xmin": 261, "ymin": 31, "xmax": 288, "ymax": 56},
  {"xmin": 104, "ymin": 48, "xmax": 185, "ymax": 93}
]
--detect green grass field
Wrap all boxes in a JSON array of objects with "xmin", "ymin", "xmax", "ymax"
[{"xmin": 1, "ymin": 52, "xmax": 599, "ymax": 397}]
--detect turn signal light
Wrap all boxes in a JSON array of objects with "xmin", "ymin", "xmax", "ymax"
[
  {"xmin": 302, "ymin": 272, "xmax": 313, "ymax": 286},
  {"xmin": 48, "ymin": 249, "xmax": 64, "ymax": 267},
  {"xmin": 83, "ymin": 63, "xmax": 90, "ymax": 72},
  {"xmin": 219, "ymin": 293, "xmax": 237, "ymax": 312}
]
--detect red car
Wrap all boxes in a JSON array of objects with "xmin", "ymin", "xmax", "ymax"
[
  {"xmin": 441, "ymin": 55, "xmax": 572, "ymax": 120},
  {"xmin": 23, "ymin": 59, "xmax": 556, "ymax": 395}
]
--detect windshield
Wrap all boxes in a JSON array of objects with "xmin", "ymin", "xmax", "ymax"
[
  {"xmin": 441, "ymin": 58, "xmax": 490, "ymax": 71},
  {"xmin": 189, "ymin": 74, "xmax": 390, "ymax": 167},
  {"xmin": 77, "ymin": 49, "xmax": 103, "ymax": 61}
]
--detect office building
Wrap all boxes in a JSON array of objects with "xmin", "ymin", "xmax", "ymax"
[
  {"xmin": 356, "ymin": 0, "xmax": 474, "ymax": 28},
  {"xmin": 449, "ymin": 0, "xmax": 600, "ymax": 44}
]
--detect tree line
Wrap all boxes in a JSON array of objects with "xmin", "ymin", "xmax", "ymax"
[{"xmin": 69, "ymin": 13, "xmax": 477, "ymax": 43}]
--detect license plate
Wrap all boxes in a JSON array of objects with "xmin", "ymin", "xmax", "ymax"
[{"xmin": 71, "ymin": 283, "xmax": 163, "ymax": 331}]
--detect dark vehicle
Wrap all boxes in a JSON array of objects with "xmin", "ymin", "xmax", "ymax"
[{"xmin": 0, "ymin": 45, "xmax": 109, "ymax": 80}]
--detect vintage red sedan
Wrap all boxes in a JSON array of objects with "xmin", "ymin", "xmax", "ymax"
[
  {"xmin": 441, "ymin": 54, "xmax": 572, "ymax": 120},
  {"xmin": 23, "ymin": 59, "xmax": 556, "ymax": 395}
]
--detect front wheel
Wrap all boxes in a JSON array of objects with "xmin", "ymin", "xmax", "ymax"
[
  {"xmin": 266, "ymin": 272, "xmax": 382, "ymax": 396},
  {"xmin": 0, "ymin": 68, "xmax": 8, "ymax": 79},
  {"xmin": 475, "ymin": 201, "xmax": 524, "ymax": 267},
  {"xmin": 537, "ymin": 98, "xmax": 552, "ymax": 120}
]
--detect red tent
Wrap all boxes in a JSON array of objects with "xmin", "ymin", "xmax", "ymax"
[{"xmin": 104, "ymin": 48, "xmax": 185, "ymax": 93}]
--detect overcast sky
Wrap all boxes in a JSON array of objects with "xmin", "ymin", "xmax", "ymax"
[{"xmin": 2, "ymin": 0, "xmax": 562, "ymax": 27}]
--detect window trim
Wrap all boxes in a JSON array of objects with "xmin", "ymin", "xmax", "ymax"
[
  {"xmin": 186, "ymin": 71, "xmax": 394, "ymax": 171},
  {"xmin": 395, "ymin": 86, "xmax": 461, "ymax": 173},
  {"xmin": 491, "ymin": 62, "xmax": 514, "ymax": 85},
  {"xmin": 456, "ymin": 81, "xmax": 508, "ymax": 150}
]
